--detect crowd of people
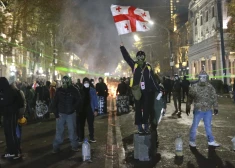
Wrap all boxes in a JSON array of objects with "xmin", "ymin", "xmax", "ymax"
[
  {"xmin": 0, "ymin": 75, "xmax": 110, "ymax": 160},
  {"xmin": 0, "ymin": 44, "xmax": 222, "ymax": 162}
]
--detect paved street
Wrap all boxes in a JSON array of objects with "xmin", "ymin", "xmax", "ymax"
[{"xmin": 0, "ymin": 97, "xmax": 235, "ymax": 168}]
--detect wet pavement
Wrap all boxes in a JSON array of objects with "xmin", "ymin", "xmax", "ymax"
[
  {"xmin": 120, "ymin": 97, "xmax": 235, "ymax": 168},
  {"xmin": 0, "ymin": 97, "xmax": 235, "ymax": 168}
]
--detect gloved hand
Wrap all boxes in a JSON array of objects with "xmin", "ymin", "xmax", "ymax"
[
  {"xmin": 156, "ymin": 92, "xmax": 163, "ymax": 100},
  {"xmin": 214, "ymin": 109, "xmax": 218, "ymax": 115},
  {"xmin": 163, "ymin": 109, "xmax": 166, "ymax": 116},
  {"xmin": 186, "ymin": 105, "xmax": 191, "ymax": 116}
]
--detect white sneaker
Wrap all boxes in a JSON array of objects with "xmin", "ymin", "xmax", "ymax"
[
  {"xmin": 208, "ymin": 141, "xmax": 220, "ymax": 147},
  {"xmin": 189, "ymin": 141, "xmax": 197, "ymax": 147}
]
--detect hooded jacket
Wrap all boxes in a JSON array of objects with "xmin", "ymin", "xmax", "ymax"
[
  {"xmin": 96, "ymin": 78, "xmax": 108, "ymax": 97},
  {"xmin": 0, "ymin": 77, "xmax": 21, "ymax": 116},
  {"xmin": 187, "ymin": 71, "xmax": 218, "ymax": 111},
  {"xmin": 82, "ymin": 77, "xmax": 98, "ymax": 113},
  {"xmin": 53, "ymin": 85, "xmax": 81, "ymax": 117}
]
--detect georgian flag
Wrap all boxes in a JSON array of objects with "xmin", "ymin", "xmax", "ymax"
[{"xmin": 110, "ymin": 5, "xmax": 151, "ymax": 35}]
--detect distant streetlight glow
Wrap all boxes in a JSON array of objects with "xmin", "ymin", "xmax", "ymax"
[
  {"xmin": 149, "ymin": 20, "xmax": 154, "ymax": 25},
  {"xmin": 134, "ymin": 35, "xmax": 140, "ymax": 42},
  {"xmin": 39, "ymin": 67, "xmax": 43, "ymax": 74}
]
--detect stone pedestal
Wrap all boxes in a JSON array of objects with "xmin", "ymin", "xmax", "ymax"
[{"xmin": 134, "ymin": 133, "xmax": 151, "ymax": 161}]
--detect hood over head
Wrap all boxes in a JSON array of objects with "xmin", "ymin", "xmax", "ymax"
[{"xmin": 0, "ymin": 77, "xmax": 10, "ymax": 90}]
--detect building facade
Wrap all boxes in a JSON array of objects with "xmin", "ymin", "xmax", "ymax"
[
  {"xmin": 171, "ymin": 0, "xmax": 190, "ymax": 76},
  {"xmin": 188, "ymin": 0, "xmax": 234, "ymax": 83}
]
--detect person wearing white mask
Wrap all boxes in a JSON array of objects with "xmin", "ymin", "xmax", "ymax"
[{"xmin": 78, "ymin": 77, "xmax": 98, "ymax": 144}]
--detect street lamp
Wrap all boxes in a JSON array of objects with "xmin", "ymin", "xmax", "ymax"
[
  {"xmin": 149, "ymin": 20, "xmax": 154, "ymax": 25},
  {"xmin": 134, "ymin": 35, "xmax": 141, "ymax": 42}
]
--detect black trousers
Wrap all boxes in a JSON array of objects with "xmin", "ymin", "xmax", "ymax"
[
  {"xmin": 173, "ymin": 92, "xmax": 181, "ymax": 111},
  {"xmin": 3, "ymin": 112, "xmax": 20, "ymax": 155},
  {"xmin": 182, "ymin": 89, "xmax": 189, "ymax": 101},
  {"xmin": 165, "ymin": 91, "xmax": 171, "ymax": 103},
  {"xmin": 134, "ymin": 91, "xmax": 155, "ymax": 125},
  {"xmin": 79, "ymin": 106, "xmax": 94, "ymax": 140}
]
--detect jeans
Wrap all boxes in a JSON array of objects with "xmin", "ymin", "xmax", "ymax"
[
  {"xmin": 53, "ymin": 112, "xmax": 78, "ymax": 150},
  {"xmin": 189, "ymin": 110, "xmax": 215, "ymax": 142}
]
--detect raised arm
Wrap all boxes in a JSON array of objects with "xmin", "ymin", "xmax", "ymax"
[{"xmin": 120, "ymin": 45, "xmax": 135, "ymax": 69}]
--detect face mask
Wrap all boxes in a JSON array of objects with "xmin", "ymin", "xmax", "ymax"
[
  {"xmin": 136, "ymin": 55, "xmax": 145, "ymax": 62},
  {"xmin": 84, "ymin": 83, "xmax": 90, "ymax": 88},
  {"xmin": 199, "ymin": 75, "xmax": 207, "ymax": 83}
]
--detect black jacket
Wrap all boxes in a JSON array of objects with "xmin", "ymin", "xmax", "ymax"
[
  {"xmin": 120, "ymin": 46, "xmax": 159, "ymax": 92},
  {"xmin": 182, "ymin": 79, "xmax": 190, "ymax": 90},
  {"xmin": 163, "ymin": 78, "xmax": 172, "ymax": 92},
  {"xmin": 172, "ymin": 80, "xmax": 182, "ymax": 93},
  {"xmin": 0, "ymin": 77, "xmax": 21, "ymax": 117},
  {"xmin": 34, "ymin": 86, "xmax": 50, "ymax": 105},
  {"xmin": 96, "ymin": 82, "xmax": 108, "ymax": 97},
  {"xmin": 116, "ymin": 82, "xmax": 128, "ymax": 95},
  {"xmin": 53, "ymin": 86, "xmax": 81, "ymax": 118}
]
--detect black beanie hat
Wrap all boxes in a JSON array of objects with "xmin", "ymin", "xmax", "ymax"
[
  {"xmin": 136, "ymin": 51, "xmax": 146, "ymax": 57},
  {"xmin": 83, "ymin": 77, "xmax": 90, "ymax": 84}
]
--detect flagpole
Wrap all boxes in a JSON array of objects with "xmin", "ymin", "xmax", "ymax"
[{"xmin": 119, "ymin": 35, "xmax": 123, "ymax": 44}]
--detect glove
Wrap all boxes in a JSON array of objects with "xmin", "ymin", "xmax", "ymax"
[
  {"xmin": 186, "ymin": 105, "xmax": 191, "ymax": 116},
  {"xmin": 214, "ymin": 109, "xmax": 218, "ymax": 115},
  {"xmin": 156, "ymin": 92, "xmax": 163, "ymax": 100}
]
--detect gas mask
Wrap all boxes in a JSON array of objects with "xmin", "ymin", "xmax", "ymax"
[
  {"xmin": 136, "ymin": 54, "xmax": 145, "ymax": 62},
  {"xmin": 62, "ymin": 76, "xmax": 71, "ymax": 89},
  {"xmin": 199, "ymin": 75, "xmax": 208, "ymax": 86},
  {"xmin": 84, "ymin": 83, "xmax": 90, "ymax": 88},
  {"xmin": 136, "ymin": 51, "xmax": 146, "ymax": 65},
  {"xmin": 198, "ymin": 71, "xmax": 208, "ymax": 86}
]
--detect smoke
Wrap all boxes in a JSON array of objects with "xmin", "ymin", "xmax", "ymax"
[
  {"xmin": 57, "ymin": 0, "xmax": 121, "ymax": 75},
  {"xmin": 59, "ymin": 0, "xmax": 176, "ymax": 75}
]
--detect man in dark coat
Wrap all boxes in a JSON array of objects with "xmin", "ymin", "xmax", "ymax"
[
  {"xmin": 116, "ymin": 77, "xmax": 128, "ymax": 96},
  {"xmin": 79, "ymin": 77, "xmax": 98, "ymax": 143},
  {"xmin": 0, "ymin": 77, "xmax": 23, "ymax": 160},
  {"xmin": 120, "ymin": 44, "xmax": 160, "ymax": 133},
  {"xmin": 182, "ymin": 76, "xmax": 190, "ymax": 103},
  {"xmin": 163, "ymin": 76, "xmax": 172, "ymax": 103},
  {"xmin": 52, "ymin": 76, "xmax": 81, "ymax": 153},
  {"xmin": 96, "ymin": 77, "xmax": 108, "ymax": 114},
  {"xmin": 76, "ymin": 79, "xmax": 83, "ymax": 89},
  {"xmin": 172, "ymin": 74, "xmax": 182, "ymax": 116}
]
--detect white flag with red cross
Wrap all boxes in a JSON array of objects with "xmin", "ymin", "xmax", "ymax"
[{"xmin": 110, "ymin": 5, "xmax": 151, "ymax": 35}]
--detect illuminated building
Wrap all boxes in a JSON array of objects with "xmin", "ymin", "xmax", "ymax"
[{"xmin": 188, "ymin": 0, "xmax": 234, "ymax": 83}]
